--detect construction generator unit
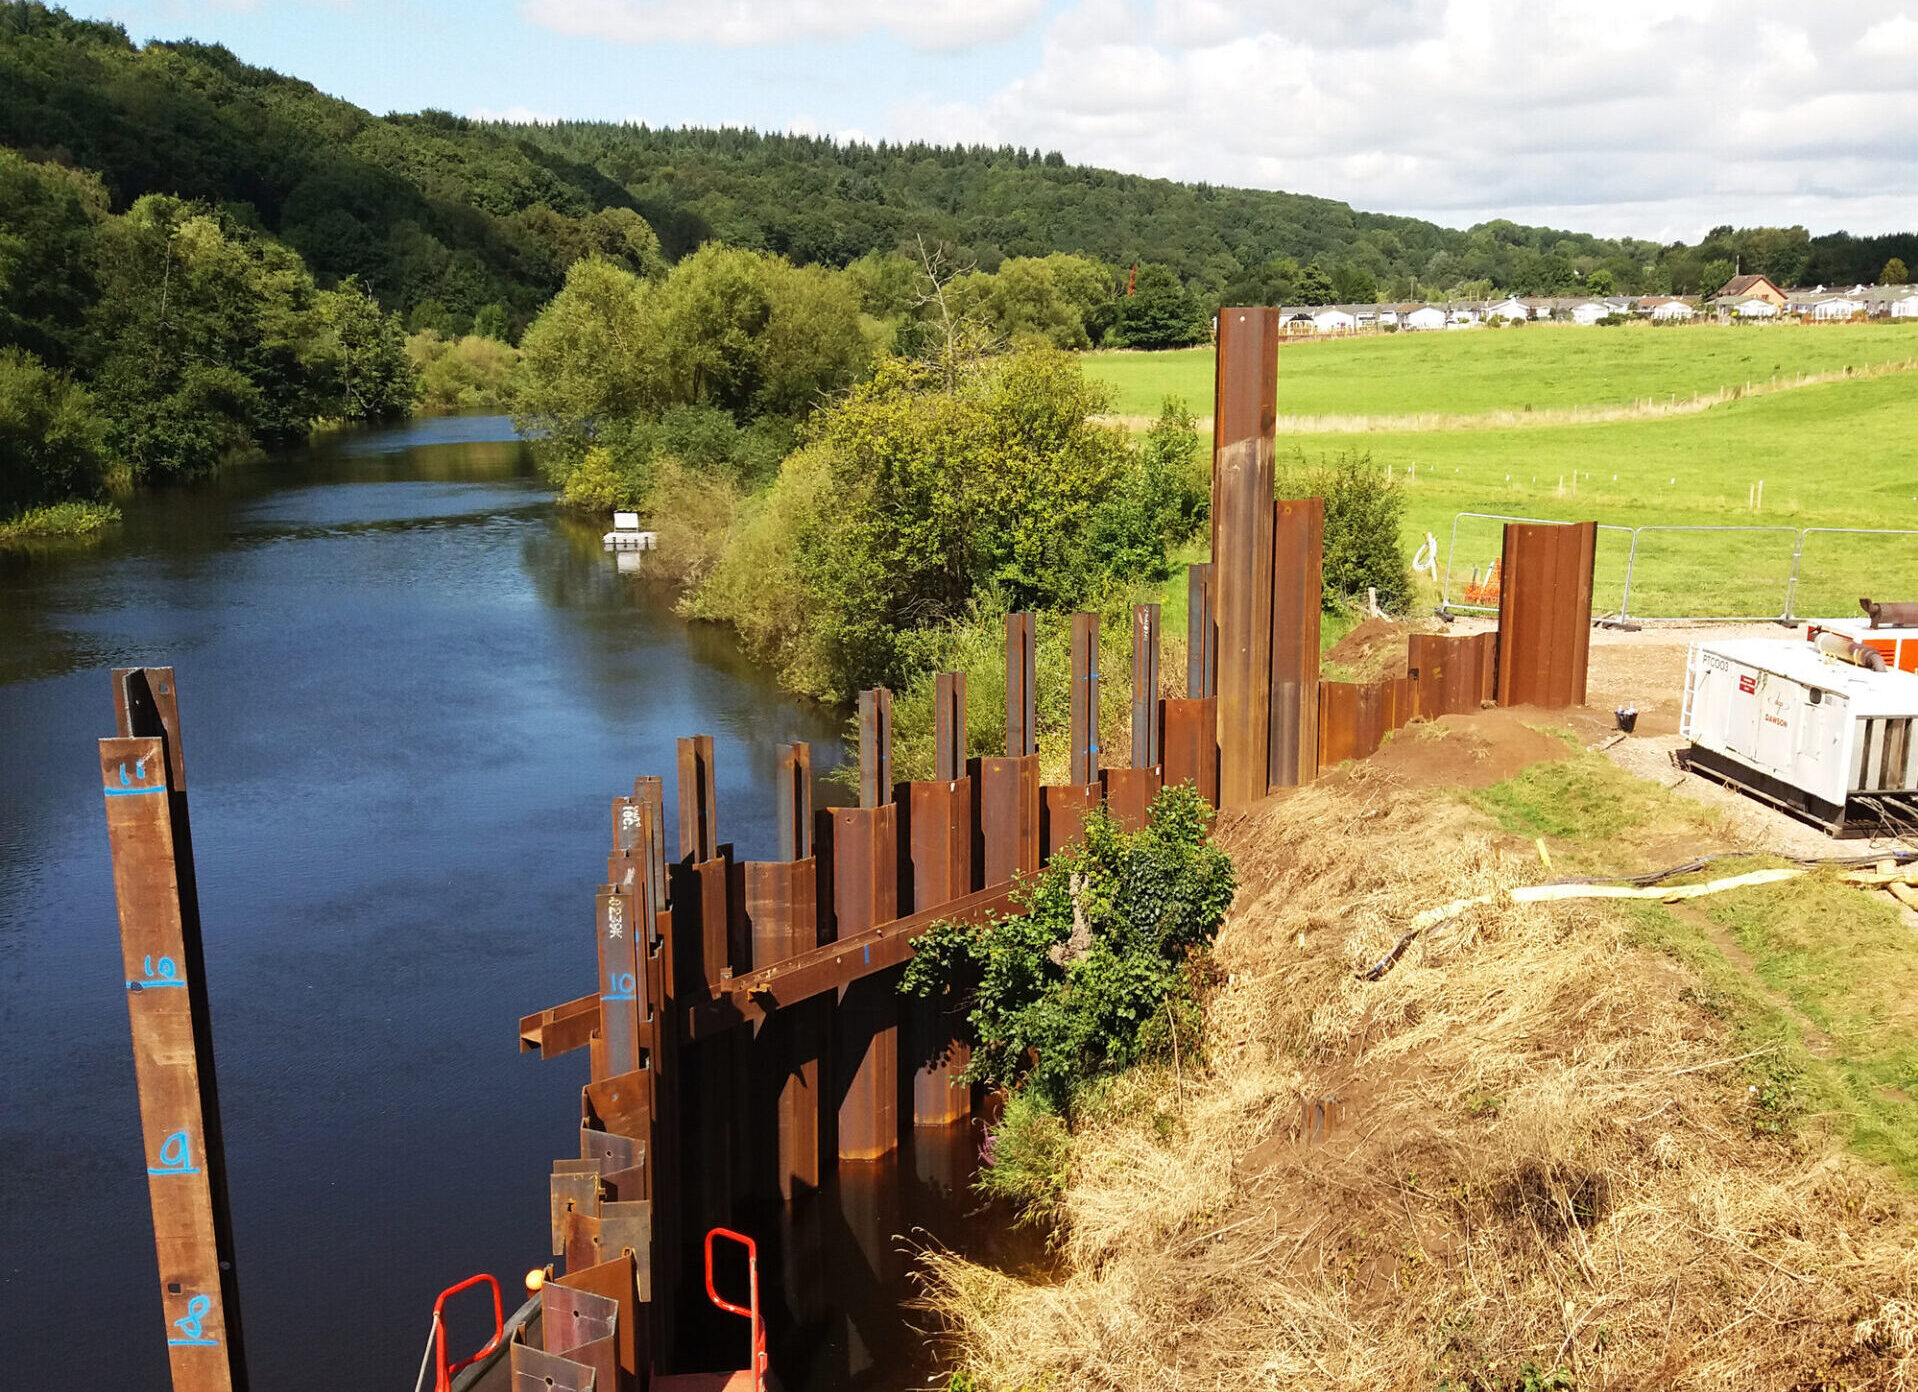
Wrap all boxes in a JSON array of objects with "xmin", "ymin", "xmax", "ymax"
[{"xmin": 1680, "ymin": 633, "xmax": 1918, "ymax": 836}]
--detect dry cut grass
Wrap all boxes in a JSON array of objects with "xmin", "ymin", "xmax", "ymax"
[{"xmin": 920, "ymin": 767, "xmax": 1918, "ymax": 1390}]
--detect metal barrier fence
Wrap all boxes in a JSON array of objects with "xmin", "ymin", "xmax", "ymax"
[{"xmin": 1439, "ymin": 513, "xmax": 1918, "ymax": 623}]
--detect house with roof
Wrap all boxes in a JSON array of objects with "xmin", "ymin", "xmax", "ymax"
[
  {"xmin": 1812, "ymin": 295, "xmax": 1866, "ymax": 321},
  {"xmin": 1487, "ymin": 296, "xmax": 1530, "ymax": 322},
  {"xmin": 1714, "ymin": 273, "xmax": 1787, "ymax": 306},
  {"xmin": 1890, "ymin": 291, "xmax": 1918, "ymax": 320},
  {"xmin": 1720, "ymin": 296, "xmax": 1779, "ymax": 320},
  {"xmin": 1405, "ymin": 305, "xmax": 1447, "ymax": 331},
  {"xmin": 1568, "ymin": 301, "xmax": 1611, "ymax": 325},
  {"xmin": 1312, "ymin": 307, "xmax": 1358, "ymax": 333},
  {"xmin": 1649, "ymin": 299, "xmax": 1696, "ymax": 321}
]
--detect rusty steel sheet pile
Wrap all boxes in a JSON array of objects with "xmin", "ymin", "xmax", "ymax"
[
  {"xmin": 1408, "ymin": 631, "xmax": 1498, "ymax": 719},
  {"xmin": 1496, "ymin": 521, "xmax": 1598, "ymax": 709},
  {"xmin": 99, "ymin": 669, "xmax": 249, "ymax": 1392},
  {"xmin": 1211, "ymin": 308, "xmax": 1282, "ymax": 808}
]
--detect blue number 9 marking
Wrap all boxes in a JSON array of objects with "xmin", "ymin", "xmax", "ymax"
[{"xmin": 148, "ymin": 1129, "xmax": 200, "ymax": 1176}]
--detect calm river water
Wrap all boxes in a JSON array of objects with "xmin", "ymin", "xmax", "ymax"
[{"xmin": 0, "ymin": 417, "xmax": 1011, "ymax": 1389}]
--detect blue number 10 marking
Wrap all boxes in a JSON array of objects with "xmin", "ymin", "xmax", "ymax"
[
  {"xmin": 602, "ymin": 971, "xmax": 637, "ymax": 1004},
  {"xmin": 128, "ymin": 955, "xmax": 185, "ymax": 991}
]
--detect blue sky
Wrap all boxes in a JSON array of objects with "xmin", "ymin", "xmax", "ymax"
[{"xmin": 70, "ymin": 1, "xmax": 1918, "ymax": 241}]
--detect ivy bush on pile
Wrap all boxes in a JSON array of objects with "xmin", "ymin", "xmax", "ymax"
[{"xmin": 901, "ymin": 784, "xmax": 1235, "ymax": 1113}]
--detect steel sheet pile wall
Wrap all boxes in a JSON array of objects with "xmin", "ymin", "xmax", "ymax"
[
  {"xmin": 1408, "ymin": 632, "xmax": 1498, "ymax": 718},
  {"xmin": 1317, "ymin": 677, "xmax": 1415, "ymax": 768}
]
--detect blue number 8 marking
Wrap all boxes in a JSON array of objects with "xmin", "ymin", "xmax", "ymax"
[{"xmin": 168, "ymin": 1294, "xmax": 218, "ymax": 1347}]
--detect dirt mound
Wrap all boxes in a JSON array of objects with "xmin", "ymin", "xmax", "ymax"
[
  {"xmin": 1359, "ymin": 706, "xmax": 1577, "ymax": 788},
  {"xmin": 1323, "ymin": 616, "xmax": 1416, "ymax": 679},
  {"xmin": 923, "ymin": 759, "xmax": 1918, "ymax": 1391}
]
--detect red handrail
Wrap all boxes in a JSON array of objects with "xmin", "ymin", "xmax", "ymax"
[
  {"xmin": 433, "ymin": 1273, "xmax": 504, "ymax": 1392},
  {"xmin": 703, "ymin": 1228, "xmax": 767, "ymax": 1392}
]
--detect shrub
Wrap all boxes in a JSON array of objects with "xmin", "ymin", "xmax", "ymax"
[
  {"xmin": 0, "ymin": 347, "xmax": 108, "ymax": 513},
  {"xmin": 975, "ymin": 1090, "xmax": 1072, "ymax": 1223},
  {"xmin": 901, "ymin": 784, "xmax": 1235, "ymax": 1114},
  {"xmin": 1275, "ymin": 447, "xmax": 1412, "ymax": 612}
]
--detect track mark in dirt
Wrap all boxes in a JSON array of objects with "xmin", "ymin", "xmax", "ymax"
[{"xmin": 1662, "ymin": 900, "xmax": 1837, "ymax": 1057}]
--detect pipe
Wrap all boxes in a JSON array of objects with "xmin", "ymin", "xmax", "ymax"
[{"xmin": 1815, "ymin": 630, "xmax": 1888, "ymax": 671}]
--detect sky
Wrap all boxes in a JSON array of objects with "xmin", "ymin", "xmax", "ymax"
[{"xmin": 75, "ymin": 0, "xmax": 1918, "ymax": 243}]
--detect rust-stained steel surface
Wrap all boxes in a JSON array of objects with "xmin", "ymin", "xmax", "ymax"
[
  {"xmin": 905, "ymin": 774, "xmax": 974, "ymax": 1126},
  {"xmin": 684, "ymin": 883, "xmax": 1016, "ymax": 1039},
  {"xmin": 1100, "ymin": 765, "xmax": 1162, "ymax": 833},
  {"xmin": 1131, "ymin": 603, "xmax": 1161, "ymax": 769},
  {"xmin": 635, "ymin": 776, "xmax": 667, "ymax": 913},
  {"xmin": 858, "ymin": 688, "xmax": 894, "ymax": 808},
  {"xmin": 1496, "ymin": 522, "xmax": 1597, "ymax": 709},
  {"xmin": 1069, "ymin": 612, "xmax": 1100, "ymax": 787},
  {"xmin": 676, "ymin": 738, "xmax": 717, "ymax": 863},
  {"xmin": 1187, "ymin": 564, "xmax": 1217, "ymax": 700},
  {"xmin": 1408, "ymin": 632, "xmax": 1497, "ymax": 718},
  {"xmin": 510, "ymin": 1341, "xmax": 596, "ymax": 1391},
  {"xmin": 554, "ymin": 1256, "xmax": 642, "ymax": 1391},
  {"xmin": 1041, "ymin": 782, "xmax": 1100, "ymax": 857},
  {"xmin": 1160, "ymin": 696, "xmax": 1219, "ymax": 806},
  {"xmin": 596, "ymin": 883, "xmax": 645, "ymax": 1077},
  {"xmin": 542, "ymin": 1284, "xmax": 620, "ymax": 1392},
  {"xmin": 934, "ymin": 672, "xmax": 967, "ymax": 782},
  {"xmin": 1005, "ymin": 611, "xmax": 1037, "ymax": 757},
  {"xmin": 100, "ymin": 669, "xmax": 248, "ymax": 1392},
  {"xmin": 829, "ymin": 803, "xmax": 901, "ymax": 1161},
  {"xmin": 979, "ymin": 754, "xmax": 1041, "ymax": 885},
  {"xmin": 521, "ymin": 992, "xmax": 599, "ymax": 1058},
  {"xmin": 1269, "ymin": 497, "xmax": 1324, "ymax": 790},
  {"xmin": 1316, "ymin": 677, "xmax": 1413, "ymax": 770},
  {"xmin": 1212, "ymin": 307, "xmax": 1280, "ymax": 808},
  {"xmin": 775, "ymin": 743, "xmax": 811, "ymax": 863}
]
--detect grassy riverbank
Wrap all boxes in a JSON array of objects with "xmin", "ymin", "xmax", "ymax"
[{"xmin": 0, "ymin": 498, "xmax": 120, "ymax": 546}]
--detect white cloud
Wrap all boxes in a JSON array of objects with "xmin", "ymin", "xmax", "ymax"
[
  {"xmin": 469, "ymin": 104, "xmax": 561, "ymax": 124},
  {"xmin": 880, "ymin": 0, "xmax": 1918, "ymax": 236},
  {"xmin": 520, "ymin": 0, "xmax": 1044, "ymax": 51}
]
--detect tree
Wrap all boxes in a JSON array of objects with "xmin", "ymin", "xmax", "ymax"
[
  {"xmin": 1700, "ymin": 259, "xmax": 1737, "ymax": 298},
  {"xmin": 317, "ymin": 276, "xmax": 418, "ymax": 420},
  {"xmin": 1884, "ymin": 258, "xmax": 1910, "ymax": 286},
  {"xmin": 1583, "ymin": 268, "xmax": 1616, "ymax": 296},
  {"xmin": 1109, "ymin": 263, "xmax": 1206, "ymax": 349},
  {"xmin": 1295, "ymin": 265, "xmax": 1335, "ymax": 305}
]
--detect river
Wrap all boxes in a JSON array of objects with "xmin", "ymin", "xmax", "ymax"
[{"xmin": 0, "ymin": 417, "xmax": 1013, "ymax": 1389}]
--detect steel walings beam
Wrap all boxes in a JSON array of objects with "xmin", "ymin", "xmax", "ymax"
[
  {"xmin": 1132, "ymin": 604, "xmax": 1161, "ymax": 770},
  {"xmin": 829, "ymin": 803, "xmax": 901, "ymax": 1160},
  {"xmin": 904, "ymin": 775, "xmax": 974, "ymax": 1126},
  {"xmin": 1187, "ymin": 564, "xmax": 1216, "ymax": 700},
  {"xmin": 1212, "ymin": 308, "xmax": 1281, "ymax": 808},
  {"xmin": 1270, "ymin": 498, "xmax": 1324, "ymax": 790},
  {"xmin": 1005, "ymin": 612, "xmax": 1037, "ymax": 757},
  {"xmin": 1496, "ymin": 522, "xmax": 1598, "ymax": 709},
  {"xmin": 101, "ymin": 669, "xmax": 248, "ymax": 1392},
  {"xmin": 1159, "ymin": 697, "xmax": 1219, "ymax": 806}
]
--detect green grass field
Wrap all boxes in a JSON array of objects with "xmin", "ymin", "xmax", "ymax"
[
  {"xmin": 1092, "ymin": 323, "xmax": 1918, "ymax": 619},
  {"xmin": 1085, "ymin": 321, "xmax": 1918, "ymax": 420}
]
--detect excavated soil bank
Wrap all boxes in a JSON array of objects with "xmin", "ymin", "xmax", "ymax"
[{"xmin": 922, "ymin": 719, "xmax": 1918, "ymax": 1391}]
